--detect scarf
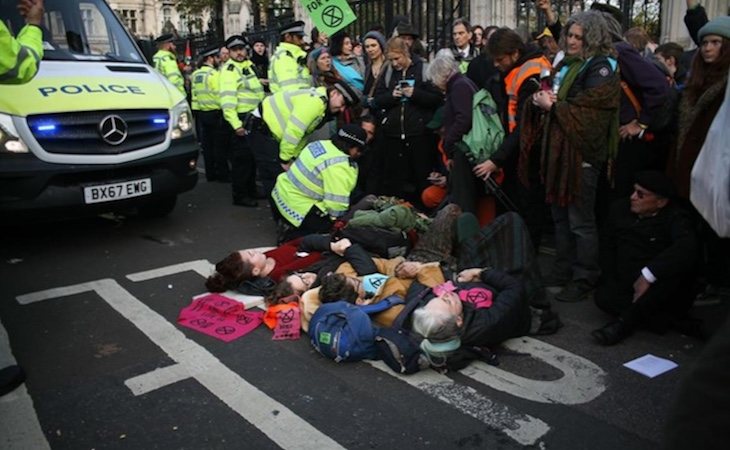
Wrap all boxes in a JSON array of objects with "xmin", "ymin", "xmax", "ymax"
[{"xmin": 520, "ymin": 56, "xmax": 619, "ymax": 206}]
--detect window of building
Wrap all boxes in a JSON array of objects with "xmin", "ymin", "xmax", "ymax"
[
  {"xmin": 162, "ymin": 6, "xmax": 172, "ymax": 28},
  {"xmin": 116, "ymin": 9, "xmax": 138, "ymax": 33}
]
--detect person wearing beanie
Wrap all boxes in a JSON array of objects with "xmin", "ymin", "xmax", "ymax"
[
  {"xmin": 271, "ymin": 124, "xmax": 367, "ymax": 241},
  {"xmin": 362, "ymin": 30, "xmax": 388, "ymax": 114},
  {"xmin": 307, "ymin": 46, "xmax": 342, "ymax": 88},
  {"xmin": 592, "ymin": 171, "xmax": 699, "ymax": 346}
]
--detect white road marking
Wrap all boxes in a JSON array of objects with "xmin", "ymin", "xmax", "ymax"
[
  {"xmin": 124, "ymin": 363, "xmax": 193, "ymax": 396},
  {"xmin": 367, "ymin": 360, "xmax": 550, "ymax": 446},
  {"xmin": 0, "ymin": 320, "xmax": 50, "ymax": 450},
  {"xmin": 126, "ymin": 259, "xmax": 214, "ymax": 281},
  {"xmin": 17, "ymin": 279, "xmax": 344, "ymax": 450},
  {"xmin": 461, "ymin": 337, "xmax": 607, "ymax": 404}
]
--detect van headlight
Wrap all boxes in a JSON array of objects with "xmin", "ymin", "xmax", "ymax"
[
  {"xmin": 171, "ymin": 100, "xmax": 194, "ymax": 140},
  {"xmin": 0, "ymin": 114, "xmax": 29, "ymax": 154}
]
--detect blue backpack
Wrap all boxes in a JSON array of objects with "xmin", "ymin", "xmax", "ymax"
[{"xmin": 309, "ymin": 296, "xmax": 404, "ymax": 363}]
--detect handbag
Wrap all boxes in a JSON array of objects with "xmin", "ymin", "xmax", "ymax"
[{"xmin": 690, "ymin": 76, "xmax": 730, "ymax": 237}]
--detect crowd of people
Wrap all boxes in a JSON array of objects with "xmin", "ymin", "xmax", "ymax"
[{"xmin": 156, "ymin": 0, "xmax": 730, "ymax": 354}]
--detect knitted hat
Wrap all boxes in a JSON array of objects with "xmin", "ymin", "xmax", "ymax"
[
  {"xmin": 396, "ymin": 22, "xmax": 420, "ymax": 38},
  {"xmin": 308, "ymin": 46, "xmax": 330, "ymax": 62},
  {"xmin": 363, "ymin": 30, "xmax": 387, "ymax": 52},
  {"xmin": 698, "ymin": 15, "xmax": 730, "ymax": 41},
  {"xmin": 635, "ymin": 170, "xmax": 676, "ymax": 199}
]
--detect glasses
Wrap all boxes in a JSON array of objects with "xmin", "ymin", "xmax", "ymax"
[{"xmin": 567, "ymin": 32, "xmax": 583, "ymax": 41}]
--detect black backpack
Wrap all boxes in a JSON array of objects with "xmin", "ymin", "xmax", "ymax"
[{"xmin": 374, "ymin": 327, "xmax": 430, "ymax": 374}]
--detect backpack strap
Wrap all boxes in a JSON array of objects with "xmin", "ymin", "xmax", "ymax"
[
  {"xmin": 392, "ymin": 285, "xmax": 433, "ymax": 329},
  {"xmin": 359, "ymin": 295, "xmax": 405, "ymax": 315}
]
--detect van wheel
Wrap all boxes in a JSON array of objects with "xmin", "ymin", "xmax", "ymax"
[{"xmin": 137, "ymin": 195, "xmax": 177, "ymax": 218}]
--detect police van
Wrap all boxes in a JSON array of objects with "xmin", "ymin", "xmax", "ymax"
[{"xmin": 0, "ymin": 0, "xmax": 199, "ymax": 219}]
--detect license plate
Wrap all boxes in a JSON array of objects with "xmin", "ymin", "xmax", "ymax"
[{"xmin": 83, "ymin": 178, "xmax": 152, "ymax": 204}]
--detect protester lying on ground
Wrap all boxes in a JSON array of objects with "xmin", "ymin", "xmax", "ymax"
[
  {"xmin": 408, "ymin": 268, "xmax": 531, "ymax": 362},
  {"xmin": 205, "ymin": 236, "xmax": 351, "ymax": 294}
]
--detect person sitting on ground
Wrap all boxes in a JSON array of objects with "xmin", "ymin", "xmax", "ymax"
[
  {"xmin": 205, "ymin": 236, "xmax": 352, "ymax": 293},
  {"xmin": 592, "ymin": 171, "xmax": 699, "ymax": 345},
  {"xmin": 409, "ymin": 267, "xmax": 531, "ymax": 362}
]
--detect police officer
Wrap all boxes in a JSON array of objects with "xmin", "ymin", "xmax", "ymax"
[
  {"xmin": 268, "ymin": 20, "xmax": 312, "ymax": 93},
  {"xmin": 153, "ymin": 34, "xmax": 185, "ymax": 95},
  {"xmin": 191, "ymin": 46, "xmax": 228, "ymax": 182},
  {"xmin": 272, "ymin": 124, "xmax": 367, "ymax": 242},
  {"xmin": 220, "ymin": 35, "xmax": 266, "ymax": 207},
  {"xmin": 0, "ymin": 0, "xmax": 44, "ymax": 398},
  {"xmin": 1, "ymin": 0, "xmax": 43, "ymax": 84},
  {"xmin": 245, "ymin": 81, "xmax": 359, "ymax": 204}
]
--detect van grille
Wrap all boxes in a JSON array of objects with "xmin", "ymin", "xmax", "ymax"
[{"xmin": 27, "ymin": 110, "xmax": 169, "ymax": 155}]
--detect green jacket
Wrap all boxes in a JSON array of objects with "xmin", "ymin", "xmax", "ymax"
[
  {"xmin": 191, "ymin": 64, "xmax": 220, "ymax": 112},
  {"xmin": 272, "ymin": 140, "xmax": 357, "ymax": 227},
  {"xmin": 268, "ymin": 42, "xmax": 312, "ymax": 93},
  {"xmin": 0, "ymin": 22, "xmax": 42, "ymax": 84},
  {"xmin": 261, "ymin": 87, "xmax": 328, "ymax": 161},
  {"xmin": 219, "ymin": 59, "xmax": 265, "ymax": 130},
  {"xmin": 153, "ymin": 49, "xmax": 185, "ymax": 95}
]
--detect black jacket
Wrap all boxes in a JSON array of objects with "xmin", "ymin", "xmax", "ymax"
[
  {"xmin": 600, "ymin": 198, "xmax": 698, "ymax": 288},
  {"xmin": 373, "ymin": 58, "xmax": 443, "ymax": 138},
  {"xmin": 404, "ymin": 269, "xmax": 531, "ymax": 347}
]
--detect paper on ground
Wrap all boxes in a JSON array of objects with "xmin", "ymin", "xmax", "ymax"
[{"xmin": 623, "ymin": 354, "xmax": 678, "ymax": 378}]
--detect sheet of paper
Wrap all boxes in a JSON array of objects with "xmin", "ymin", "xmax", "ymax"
[{"xmin": 623, "ymin": 354, "xmax": 678, "ymax": 378}]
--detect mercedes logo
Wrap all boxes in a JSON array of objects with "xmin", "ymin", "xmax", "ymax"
[{"xmin": 98, "ymin": 115, "xmax": 128, "ymax": 146}]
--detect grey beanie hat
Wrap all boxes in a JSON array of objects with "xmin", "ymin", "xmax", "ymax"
[
  {"xmin": 698, "ymin": 15, "xmax": 730, "ymax": 41},
  {"xmin": 363, "ymin": 30, "xmax": 387, "ymax": 52}
]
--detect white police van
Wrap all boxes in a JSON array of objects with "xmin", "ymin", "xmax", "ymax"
[{"xmin": 0, "ymin": 0, "xmax": 199, "ymax": 219}]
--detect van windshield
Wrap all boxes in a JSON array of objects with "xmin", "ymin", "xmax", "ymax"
[{"xmin": 1, "ymin": 0, "xmax": 144, "ymax": 63}]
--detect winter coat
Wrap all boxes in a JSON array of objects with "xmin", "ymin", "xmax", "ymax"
[{"xmin": 373, "ymin": 58, "xmax": 443, "ymax": 138}]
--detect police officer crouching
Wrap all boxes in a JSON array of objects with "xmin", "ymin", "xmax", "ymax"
[
  {"xmin": 191, "ymin": 46, "xmax": 228, "ymax": 182},
  {"xmin": 219, "ymin": 35, "xmax": 266, "ymax": 207},
  {"xmin": 245, "ymin": 81, "xmax": 359, "ymax": 212},
  {"xmin": 272, "ymin": 124, "xmax": 367, "ymax": 243}
]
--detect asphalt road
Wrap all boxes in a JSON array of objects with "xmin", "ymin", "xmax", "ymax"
[{"xmin": 1, "ymin": 177, "xmax": 726, "ymax": 450}]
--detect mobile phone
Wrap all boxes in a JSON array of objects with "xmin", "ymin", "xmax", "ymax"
[{"xmin": 398, "ymin": 80, "xmax": 411, "ymax": 89}]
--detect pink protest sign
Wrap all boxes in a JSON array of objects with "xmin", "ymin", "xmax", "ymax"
[
  {"xmin": 272, "ymin": 306, "xmax": 301, "ymax": 341},
  {"xmin": 432, "ymin": 281, "xmax": 457, "ymax": 297},
  {"xmin": 178, "ymin": 294, "xmax": 263, "ymax": 342},
  {"xmin": 458, "ymin": 287, "xmax": 493, "ymax": 309}
]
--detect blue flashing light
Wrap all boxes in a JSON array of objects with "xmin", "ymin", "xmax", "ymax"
[
  {"xmin": 152, "ymin": 118, "xmax": 167, "ymax": 125},
  {"xmin": 36, "ymin": 124, "xmax": 57, "ymax": 132}
]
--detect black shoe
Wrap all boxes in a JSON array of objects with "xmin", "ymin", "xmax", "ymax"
[
  {"xmin": 592, "ymin": 320, "xmax": 632, "ymax": 346},
  {"xmin": 555, "ymin": 279, "xmax": 594, "ymax": 302},
  {"xmin": 275, "ymin": 220, "xmax": 293, "ymax": 245},
  {"xmin": 233, "ymin": 198, "xmax": 258, "ymax": 207},
  {"xmin": 0, "ymin": 365, "xmax": 26, "ymax": 396},
  {"xmin": 542, "ymin": 272, "xmax": 571, "ymax": 287}
]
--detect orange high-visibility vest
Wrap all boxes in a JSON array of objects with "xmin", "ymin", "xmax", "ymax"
[{"xmin": 504, "ymin": 55, "xmax": 552, "ymax": 133}]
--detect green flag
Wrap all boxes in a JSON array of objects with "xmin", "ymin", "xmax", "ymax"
[{"xmin": 300, "ymin": 0, "xmax": 357, "ymax": 36}]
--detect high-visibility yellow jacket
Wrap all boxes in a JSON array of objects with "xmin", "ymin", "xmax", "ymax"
[
  {"xmin": 262, "ymin": 87, "xmax": 328, "ymax": 161},
  {"xmin": 219, "ymin": 59, "xmax": 265, "ymax": 130},
  {"xmin": 268, "ymin": 42, "xmax": 312, "ymax": 93},
  {"xmin": 0, "ymin": 22, "xmax": 42, "ymax": 84},
  {"xmin": 191, "ymin": 64, "xmax": 220, "ymax": 112},
  {"xmin": 271, "ymin": 140, "xmax": 357, "ymax": 227},
  {"xmin": 153, "ymin": 49, "xmax": 185, "ymax": 95}
]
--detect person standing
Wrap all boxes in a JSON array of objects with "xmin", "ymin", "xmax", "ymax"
[
  {"xmin": 268, "ymin": 21, "xmax": 311, "ymax": 93},
  {"xmin": 0, "ymin": 0, "xmax": 45, "ymax": 397},
  {"xmin": 250, "ymin": 38, "xmax": 270, "ymax": 92},
  {"xmin": 219, "ymin": 35, "xmax": 266, "ymax": 207},
  {"xmin": 531, "ymin": 11, "xmax": 620, "ymax": 302},
  {"xmin": 451, "ymin": 18, "xmax": 479, "ymax": 73},
  {"xmin": 271, "ymin": 125, "xmax": 367, "ymax": 241},
  {"xmin": 191, "ymin": 46, "xmax": 228, "ymax": 183},
  {"xmin": 153, "ymin": 34, "xmax": 185, "ymax": 95}
]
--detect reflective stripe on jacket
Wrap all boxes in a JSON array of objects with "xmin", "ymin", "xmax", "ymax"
[
  {"xmin": 262, "ymin": 87, "xmax": 328, "ymax": 161},
  {"xmin": 268, "ymin": 42, "xmax": 312, "ymax": 93},
  {"xmin": 153, "ymin": 49, "xmax": 185, "ymax": 95},
  {"xmin": 219, "ymin": 59, "xmax": 266, "ymax": 130},
  {"xmin": 0, "ymin": 23, "xmax": 42, "ymax": 84},
  {"xmin": 191, "ymin": 65, "xmax": 220, "ymax": 111},
  {"xmin": 272, "ymin": 140, "xmax": 357, "ymax": 227},
  {"xmin": 504, "ymin": 55, "xmax": 552, "ymax": 132}
]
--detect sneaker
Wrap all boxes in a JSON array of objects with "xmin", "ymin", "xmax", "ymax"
[{"xmin": 554, "ymin": 279, "xmax": 594, "ymax": 302}]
